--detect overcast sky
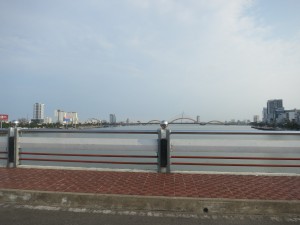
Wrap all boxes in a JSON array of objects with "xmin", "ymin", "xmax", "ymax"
[{"xmin": 1, "ymin": 0, "xmax": 300, "ymax": 122}]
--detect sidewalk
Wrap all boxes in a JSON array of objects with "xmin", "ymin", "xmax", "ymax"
[{"xmin": 0, "ymin": 168, "xmax": 299, "ymax": 200}]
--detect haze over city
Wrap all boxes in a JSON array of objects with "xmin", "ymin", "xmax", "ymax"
[{"xmin": 1, "ymin": 0, "xmax": 300, "ymax": 122}]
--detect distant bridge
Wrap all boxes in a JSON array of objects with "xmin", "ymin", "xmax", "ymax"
[
  {"xmin": 83, "ymin": 117, "xmax": 225, "ymax": 127},
  {"xmin": 141, "ymin": 117, "xmax": 224, "ymax": 126}
]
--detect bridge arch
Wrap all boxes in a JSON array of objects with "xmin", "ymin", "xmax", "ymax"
[
  {"xmin": 169, "ymin": 117, "xmax": 197, "ymax": 123},
  {"xmin": 144, "ymin": 120, "xmax": 160, "ymax": 125},
  {"xmin": 206, "ymin": 120, "xmax": 224, "ymax": 125}
]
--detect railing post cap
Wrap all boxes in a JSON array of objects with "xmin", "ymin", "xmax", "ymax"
[{"xmin": 160, "ymin": 120, "xmax": 168, "ymax": 130}]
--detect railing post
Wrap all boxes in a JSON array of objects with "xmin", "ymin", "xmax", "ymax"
[
  {"xmin": 14, "ymin": 128, "xmax": 20, "ymax": 167},
  {"xmin": 7, "ymin": 128, "xmax": 15, "ymax": 168},
  {"xmin": 7, "ymin": 128, "xmax": 19, "ymax": 168},
  {"xmin": 157, "ymin": 121, "xmax": 171, "ymax": 173}
]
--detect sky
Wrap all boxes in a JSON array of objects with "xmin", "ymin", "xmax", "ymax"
[{"xmin": 1, "ymin": 0, "xmax": 300, "ymax": 123}]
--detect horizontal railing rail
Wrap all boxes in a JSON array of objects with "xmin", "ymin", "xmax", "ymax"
[
  {"xmin": 19, "ymin": 129, "xmax": 158, "ymax": 134},
  {"xmin": 170, "ymin": 130, "xmax": 300, "ymax": 135},
  {"xmin": 20, "ymin": 152, "xmax": 158, "ymax": 158},
  {"xmin": 171, "ymin": 155, "xmax": 300, "ymax": 160},
  {"xmin": 19, "ymin": 152, "xmax": 158, "ymax": 165}
]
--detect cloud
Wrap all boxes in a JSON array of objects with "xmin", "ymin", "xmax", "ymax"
[{"xmin": 1, "ymin": 0, "xmax": 300, "ymax": 121}]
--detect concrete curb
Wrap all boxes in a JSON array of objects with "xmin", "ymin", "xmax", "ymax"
[{"xmin": 0, "ymin": 189, "xmax": 299, "ymax": 216}]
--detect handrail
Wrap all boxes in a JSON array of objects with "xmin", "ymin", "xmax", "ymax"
[
  {"xmin": 20, "ymin": 152, "xmax": 157, "ymax": 158},
  {"xmin": 20, "ymin": 158, "xmax": 158, "ymax": 165},
  {"xmin": 171, "ymin": 156, "xmax": 300, "ymax": 160},
  {"xmin": 17, "ymin": 129, "xmax": 300, "ymax": 135},
  {"xmin": 19, "ymin": 129, "xmax": 158, "ymax": 134},
  {"xmin": 170, "ymin": 130, "xmax": 300, "ymax": 135},
  {"xmin": 172, "ymin": 162, "xmax": 300, "ymax": 167}
]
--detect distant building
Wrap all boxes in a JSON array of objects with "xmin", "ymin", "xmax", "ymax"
[
  {"xmin": 44, "ymin": 117, "xmax": 52, "ymax": 124},
  {"xmin": 32, "ymin": 103, "xmax": 45, "ymax": 123},
  {"xmin": 262, "ymin": 99, "xmax": 300, "ymax": 125},
  {"xmin": 262, "ymin": 108, "xmax": 267, "ymax": 123},
  {"xmin": 253, "ymin": 115, "xmax": 259, "ymax": 123},
  {"xmin": 276, "ymin": 109, "xmax": 300, "ymax": 125},
  {"xmin": 55, "ymin": 110, "xmax": 79, "ymax": 124},
  {"xmin": 266, "ymin": 99, "xmax": 284, "ymax": 123},
  {"xmin": 109, "ymin": 114, "xmax": 116, "ymax": 124},
  {"xmin": 55, "ymin": 110, "xmax": 65, "ymax": 124},
  {"xmin": 196, "ymin": 116, "xmax": 200, "ymax": 123}
]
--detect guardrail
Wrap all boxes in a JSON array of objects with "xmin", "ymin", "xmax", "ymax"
[
  {"xmin": 2, "ymin": 128, "xmax": 300, "ymax": 173},
  {"xmin": 0, "ymin": 129, "xmax": 9, "ymax": 167},
  {"xmin": 170, "ymin": 130, "xmax": 300, "ymax": 171}
]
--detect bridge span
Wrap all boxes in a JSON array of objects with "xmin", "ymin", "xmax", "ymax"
[{"xmin": 141, "ymin": 117, "xmax": 224, "ymax": 126}]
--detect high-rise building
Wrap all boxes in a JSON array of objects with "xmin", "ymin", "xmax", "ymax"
[
  {"xmin": 267, "ymin": 99, "xmax": 283, "ymax": 115},
  {"xmin": 55, "ymin": 109, "xmax": 65, "ymax": 124},
  {"xmin": 32, "ymin": 103, "xmax": 45, "ymax": 123},
  {"xmin": 109, "ymin": 114, "xmax": 116, "ymax": 124},
  {"xmin": 262, "ymin": 107, "xmax": 267, "ymax": 123},
  {"xmin": 266, "ymin": 99, "xmax": 284, "ymax": 123}
]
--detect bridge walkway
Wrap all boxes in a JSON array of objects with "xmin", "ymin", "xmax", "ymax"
[{"xmin": 0, "ymin": 168, "xmax": 299, "ymax": 200}]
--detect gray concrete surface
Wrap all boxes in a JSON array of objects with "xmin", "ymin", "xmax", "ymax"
[
  {"xmin": 1, "ymin": 189, "xmax": 300, "ymax": 217},
  {"xmin": 0, "ymin": 203, "xmax": 300, "ymax": 225}
]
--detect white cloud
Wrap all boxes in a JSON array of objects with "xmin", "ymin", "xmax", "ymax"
[{"xmin": 1, "ymin": 0, "xmax": 300, "ymax": 120}]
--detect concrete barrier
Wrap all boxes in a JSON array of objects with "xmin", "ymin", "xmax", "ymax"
[{"xmin": 0, "ymin": 189, "xmax": 299, "ymax": 217}]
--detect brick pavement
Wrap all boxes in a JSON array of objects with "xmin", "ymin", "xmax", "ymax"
[{"xmin": 0, "ymin": 168, "xmax": 299, "ymax": 200}]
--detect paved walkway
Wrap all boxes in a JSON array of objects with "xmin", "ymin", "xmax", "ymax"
[{"xmin": 0, "ymin": 168, "xmax": 299, "ymax": 200}]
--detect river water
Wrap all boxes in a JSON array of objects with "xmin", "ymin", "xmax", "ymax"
[{"xmin": 16, "ymin": 125, "xmax": 300, "ymax": 174}]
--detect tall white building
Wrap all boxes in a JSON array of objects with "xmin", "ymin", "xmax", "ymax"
[
  {"xmin": 109, "ymin": 114, "xmax": 116, "ymax": 124},
  {"xmin": 33, "ymin": 103, "xmax": 45, "ymax": 123}
]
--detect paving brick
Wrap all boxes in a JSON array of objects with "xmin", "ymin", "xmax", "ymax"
[{"xmin": 0, "ymin": 168, "xmax": 300, "ymax": 200}]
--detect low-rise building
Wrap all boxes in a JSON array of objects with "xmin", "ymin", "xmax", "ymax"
[{"xmin": 55, "ymin": 110, "xmax": 79, "ymax": 124}]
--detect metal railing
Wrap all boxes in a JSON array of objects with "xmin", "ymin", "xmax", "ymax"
[
  {"xmin": 17, "ymin": 128, "xmax": 159, "ymax": 170},
  {"xmin": 2, "ymin": 127, "xmax": 300, "ymax": 173},
  {"xmin": 170, "ymin": 130, "xmax": 300, "ymax": 170},
  {"xmin": 0, "ymin": 129, "xmax": 9, "ymax": 166}
]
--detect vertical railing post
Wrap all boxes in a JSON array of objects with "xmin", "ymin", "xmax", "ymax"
[
  {"xmin": 7, "ymin": 128, "xmax": 15, "ymax": 168},
  {"xmin": 166, "ymin": 129, "xmax": 171, "ymax": 173},
  {"xmin": 7, "ymin": 127, "xmax": 19, "ymax": 168},
  {"xmin": 14, "ymin": 128, "xmax": 20, "ymax": 167},
  {"xmin": 157, "ymin": 121, "xmax": 171, "ymax": 173}
]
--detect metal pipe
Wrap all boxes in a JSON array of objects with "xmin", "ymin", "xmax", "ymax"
[
  {"xmin": 172, "ymin": 162, "xmax": 300, "ymax": 167},
  {"xmin": 20, "ymin": 152, "xmax": 157, "ymax": 158},
  {"xmin": 171, "ymin": 156, "xmax": 300, "ymax": 160},
  {"xmin": 170, "ymin": 130, "xmax": 300, "ymax": 135},
  {"xmin": 19, "ymin": 129, "xmax": 158, "ymax": 134},
  {"xmin": 19, "ymin": 158, "xmax": 158, "ymax": 165}
]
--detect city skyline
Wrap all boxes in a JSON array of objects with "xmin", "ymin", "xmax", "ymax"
[{"xmin": 1, "ymin": 0, "xmax": 300, "ymax": 121}]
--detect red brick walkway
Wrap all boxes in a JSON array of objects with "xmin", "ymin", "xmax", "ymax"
[{"xmin": 0, "ymin": 168, "xmax": 299, "ymax": 200}]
